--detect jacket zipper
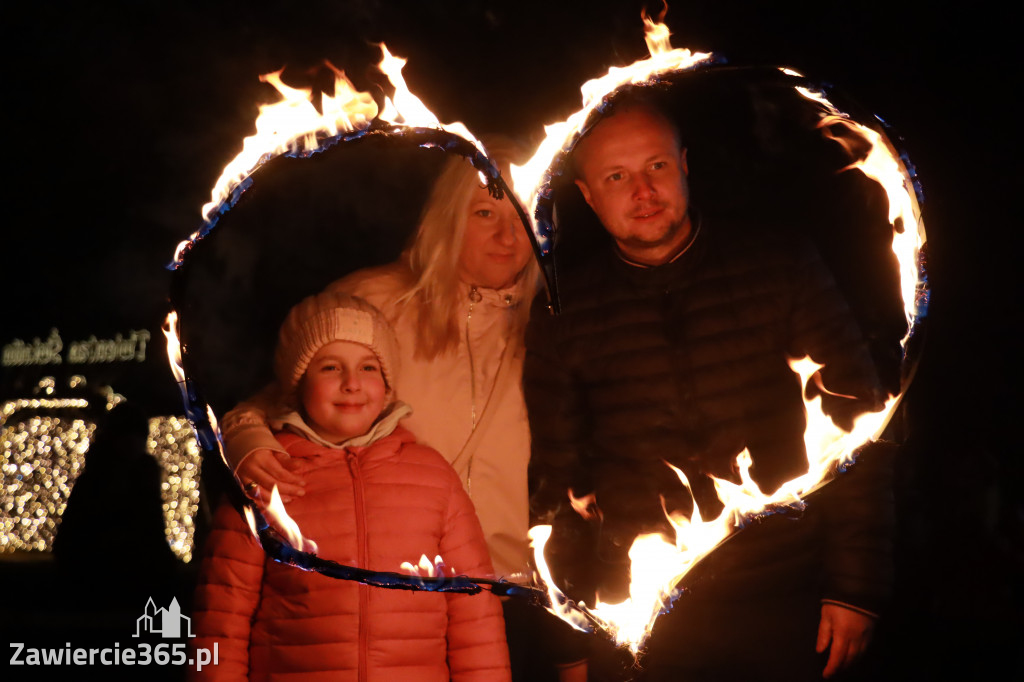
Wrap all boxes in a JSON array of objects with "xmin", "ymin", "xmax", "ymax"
[
  {"xmin": 348, "ymin": 451, "xmax": 369, "ymax": 682},
  {"xmin": 465, "ymin": 287, "xmax": 483, "ymax": 495}
]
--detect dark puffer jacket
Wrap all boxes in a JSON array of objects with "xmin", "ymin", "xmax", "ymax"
[{"xmin": 525, "ymin": 223, "xmax": 894, "ymax": 613}]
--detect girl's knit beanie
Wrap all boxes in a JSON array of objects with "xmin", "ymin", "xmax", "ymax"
[{"xmin": 274, "ymin": 291, "xmax": 399, "ymax": 402}]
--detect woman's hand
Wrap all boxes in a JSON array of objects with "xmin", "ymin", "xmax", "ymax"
[{"xmin": 237, "ymin": 449, "xmax": 306, "ymax": 504}]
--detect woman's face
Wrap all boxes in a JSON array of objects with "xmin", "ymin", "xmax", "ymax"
[{"xmin": 456, "ymin": 183, "xmax": 533, "ymax": 290}]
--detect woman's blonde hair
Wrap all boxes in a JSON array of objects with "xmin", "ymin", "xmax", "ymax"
[{"xmin": 399, "ymin": 135, "xmax": 540, "ymax": 359}]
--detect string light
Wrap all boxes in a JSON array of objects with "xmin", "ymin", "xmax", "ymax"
[
  {"xmin": 1, "ymin": 398, "xmax": 202, "ymax": 560},
  {"xmin": 147, "ymin": 416, "xmax": 202, "ymax": 563},
  {"xmin": 0, "ymin": 417, "xmax": 94, "ymax": 551}
]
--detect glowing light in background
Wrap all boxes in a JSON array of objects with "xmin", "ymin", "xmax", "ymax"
[
  {"xmin": 0, "ymin": 416, "xmax": 93, "ymax": 552},
  {"xmin": 1, "ymin": 385, "xmax": 201, "ymax": 561},
  {"xmin": 147, "ymin": 416, "xmax": 202, "ymax": 563}
]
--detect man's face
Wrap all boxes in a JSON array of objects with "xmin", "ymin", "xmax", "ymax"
[{"xmin": 574, "ymin": 106, "xmax": 692, "ymax": 265}]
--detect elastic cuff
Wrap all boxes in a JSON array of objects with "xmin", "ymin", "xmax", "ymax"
[
  {"xmin": 556, "ymin": 659, "xmax": 588, "ymax": 671},
  {"xmin": 821, "ymin": 598, "xmax": 879, "ymax": 619}
]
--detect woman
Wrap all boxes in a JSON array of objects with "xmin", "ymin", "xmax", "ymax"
[{"xmin": 220, "ymin": 138, "xmax": 586, "ymax": 681}]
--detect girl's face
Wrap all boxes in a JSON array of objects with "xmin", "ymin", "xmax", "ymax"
[
  {"xmin": 300, "ymin": 340, "xmax": 387, "ymax": 443},
  {"xmin": 456, "ymin": 183, "xmax": 532, "ymax": 290}
]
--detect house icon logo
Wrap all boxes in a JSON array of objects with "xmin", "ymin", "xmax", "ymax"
[{"xmin": 133, "ymin": 597, "xmax": 195, "ymax": 638}]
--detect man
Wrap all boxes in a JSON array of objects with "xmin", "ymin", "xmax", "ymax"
[{"xmin": 525, "ymin": 98, "xmax": 894, "ymax": 681}]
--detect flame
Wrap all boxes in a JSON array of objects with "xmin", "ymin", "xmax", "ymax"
[
  {"xmin": 400, "ymin": 554, "xmax": 448, "ymax": 577},
  {"xmin": 172, "ymin": 44, "xmax": 487, "ymax": 268},
  {"xmin": 509, "ymin": 13, "xmax": 712, "ymax": 221},
  {"xmin": 529, "ymin": 526, "xmax": 592, "ymax": 632},
  {"xmin": 790, "ymin": 84, "xmax": 926, "ymax": 342},
  {"xmin": 199, "ymin": 67, "xmax": 376, "ymax": 226},
  {"xmin": 568, "ymin": 488, "xmax": 601, "ymax": 521},
  {"xmin": 532, "ymin": 358, "xmax": 897, "ymax": 652},
  {"xmin": 162, "ymin": 312, "xmax": 187, "ymax": 393},
  {"xmin": 375, "ymin": 45, "xmax": 481, "ymax": 152},
  {"xmin": 243, "ymin": 506, "xmax": 259, "ymax": 539},
  {"xmin": 264, "ymin": 484, "xmax": 318, "ymax": 554}
]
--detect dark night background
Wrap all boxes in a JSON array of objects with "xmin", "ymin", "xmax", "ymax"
[{"xmin": 2, "ymin": 1, "xmax": 1020, "ymax": 680}]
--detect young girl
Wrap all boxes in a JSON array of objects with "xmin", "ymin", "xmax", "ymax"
[{"xmin": 192, "ymin": 292, "xmax": 511, "ymax": 681}]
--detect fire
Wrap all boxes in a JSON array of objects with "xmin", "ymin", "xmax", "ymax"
[
  {"xmin": 264, "ymin": 484, "xmax": 319, "ymax": 554},
  {"xmin": 509, "ymin": 10, "xmax": 713, "ymax": 221},
  {"xmin": 199, "ymin": 66, "xmax": 376, "ymax": 227},
  {"xmin": 243, "ymin": 505, "xmax": 259, "ymax": 539},
  {"xmin": 171, "ymin": 43, "xmax": 487, "ymax": 268},
  {"xmin": 161, "ymin": 311, "xmax": 187, "ymax": 396},
  {"xmin": 375, "ymin": 45, "xmax": 480, "ymax": 150},
  {"xmin": 532, "ymin": 357, "xmax": 897, "ymax": 653},
  {"xmin": 789, "ymin": 83, "xmax": 926, "ymax": 342},
  {"xmin": 523, "ymin": 12, "xmax": 923, "ymax": 655},
  {"xmin": 400, "ymin": 554, "xmax": 448, "ymax": 578},
  {"xmin": 568, "ymin": 488, "xmax": 601, "ymax": 521}
]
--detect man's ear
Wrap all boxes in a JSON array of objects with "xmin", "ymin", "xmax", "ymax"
[
  {"xmin": 680, "ymin": 147, "xmax": 689, "ymax": 176},
  {"xmin": 574, "ymin": 178, "xmax": 594, "ymax": 208}
]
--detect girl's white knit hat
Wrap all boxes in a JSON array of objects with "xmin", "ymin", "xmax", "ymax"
[{"xmin": 274, "ymin": 291, "xmax": 399, "ymax": 401}]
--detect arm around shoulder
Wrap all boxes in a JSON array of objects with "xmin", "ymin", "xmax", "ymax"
[{"xmin": 220, "ymin": 383, "xmax": 288, "ymax": 471}]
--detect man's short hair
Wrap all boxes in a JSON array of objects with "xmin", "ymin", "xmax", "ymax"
[{"xmin": 568, "ymin": 88, "xmax": 684, "ymax": 179}]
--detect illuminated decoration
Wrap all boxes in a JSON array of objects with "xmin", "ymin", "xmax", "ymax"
[
  {"xmin": 515, "ymin": 13, "xmax": 928, "ymax": 653},
  {"xmin": 147, "ymin": 417, "xmax": 202, "ymax": 563},
  {"xmin": 1, "ymin": 378, "xmax": 201, "ymax": 561},
  {"xmin": 168, "ymin": 43, "xmax": 542, "ymax": 277},
  {"xmin": 1, "ymin": 416, "xmax": 94, "ymax": 551}
]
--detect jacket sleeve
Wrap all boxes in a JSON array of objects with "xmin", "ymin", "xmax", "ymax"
[
  {"xmin": 190, "ymin": 498, "xmax": 266, "ymax": 681},
  {"xmin": 439, "ymin": 469, "xmax": 512, "ymax": 682},
  {"xmin": 220, "ymin": 384, "xmax": 289, "ymax": 471},
  {"xmin": 817, "ymin": 440, "xmax": 896, "ymax": 615},
  {"xmin": 786, "ymin": 243, "xmax": 895, "ymax": 613},
  {"xmin": 787, "ymin": 243, "xmax": 887, "ymax": 427},
  {"xmin": 523, "ymin": 293, "xmax": 591, "ymax": 524}
]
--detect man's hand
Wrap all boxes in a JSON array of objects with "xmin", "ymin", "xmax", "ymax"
[
  {"xmin": 236, "ymin": 449, "xmax": 305, "ymax": 504},
  {"xmin": 816, "ymin": 603, "xmax": 875, "ymax": 678}
]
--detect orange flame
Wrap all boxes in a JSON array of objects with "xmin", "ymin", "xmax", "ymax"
[
  {"xmin": 198, "ymin": 66, "xmax": 376, "ymax": 227},
  {"xmin": 400, "ymin": 554, "xmax": 448, "ymax": 577},
  {"xmin": 532, "ymin": 358, "xmax": 896, "ymax": 652},
  {"xmin": 568, "ymin": 488, "xmax": 601, "ymax": 521},
  {"xmin": 243, "ymin": 505, "xmax": 259, "ymax": 539},
  {"xmin": 161, "ymin": 311, "xmax": 186, "ymax": 388},
  {"xmin": 173, "ymin": 44, "xmax": 488, "ymax": 267},
  {"xmin": 789, "ymin": 83, "xmax": 926, "ymax": 344},
  {"xmin": 264, "ymin": 484, "xmax": 318, "ymax": 554},
  {"xmin": 509, "ymin": 14, "xmax": 712, "ymax": 218}
]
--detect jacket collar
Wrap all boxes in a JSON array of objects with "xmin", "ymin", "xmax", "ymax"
[
  {"xmin": 609, "ymin": 213, "xmax": 709, "ymax": 292},
  {"xmin": 271, "ymin": 401, "xmax": 412, "ymax": 453},
  {"xmin": 458, "ymin": 277, "xmax": 526, "ymax": 310}
]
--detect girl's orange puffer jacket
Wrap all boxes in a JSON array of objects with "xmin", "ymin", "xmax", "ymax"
[{"xmin": 192, "ymin": 427, "xmax": 511, "ymax": 681}]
